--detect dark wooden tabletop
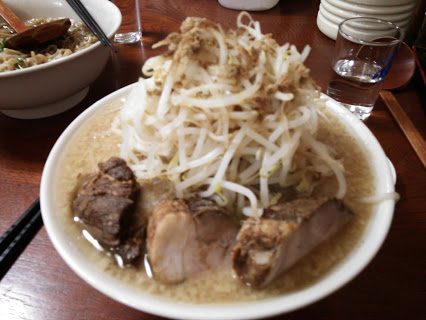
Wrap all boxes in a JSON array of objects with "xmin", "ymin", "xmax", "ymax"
[{"xmin": 1, "ymin": 1, "xmax": 425, "ymax": 319}]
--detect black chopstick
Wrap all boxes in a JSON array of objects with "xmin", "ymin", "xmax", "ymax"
[
  {"xmin": 65, "ymin": 0, "xmax": 117, "ymax": 53},
  {"xmin": 0, "ymin": 198, "xmax": 43, "ymax": 280}
]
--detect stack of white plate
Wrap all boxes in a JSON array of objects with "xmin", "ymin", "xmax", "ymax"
[{"xmin": 317, "ymin": 0, "xmax": 417, "ymax": 40}]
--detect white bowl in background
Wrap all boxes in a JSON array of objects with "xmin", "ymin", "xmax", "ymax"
[
  {"xmin": 317, "ymin": 0, "xmax": 414, "ymax": 40},
  {"xmin": 326, "ymin": 0, "xmax": 416, "ymax": 15},
  {"xmin": 317, "ymin": 10, "xmax": 339, "ymax": 39},
  {"xmin": 0, "ymin": 0, "xmax": 121, "ymax": 119},
  {"xmin": 322, "ymin": 0, "xmax": 414, "ymax": 24},
  {"xmin": 40, "ymin": 83, "xmax": 396, "ymax": 320},
  {"xmin": 318, "ymin": 11, "xmax": 406, "ymax": 41},
  {"xmin": 320, "ymin": 3, "xmax": 410, "ymax": 31}
]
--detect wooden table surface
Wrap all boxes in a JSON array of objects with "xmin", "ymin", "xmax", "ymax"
[{"xmin": 1, "ymin": 1, "xmax": 425, "ymax": 319}]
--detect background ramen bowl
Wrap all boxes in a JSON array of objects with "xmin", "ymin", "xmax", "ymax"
[
  {"xmin": 40, "ymin": 84, "xmax": 397, "ymax": 320},
  {"xmin": 0, "ymin": 0, "xmax": 121, "ymax": 119}
]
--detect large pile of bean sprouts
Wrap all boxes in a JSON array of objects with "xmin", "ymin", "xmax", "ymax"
[
  {"xmin": 115, "ymin": 12, "xmax": 346, "ymax": 217},
  {"xmin": 0, "ymin": 17, "xmax": 97, "ymax": 73}
]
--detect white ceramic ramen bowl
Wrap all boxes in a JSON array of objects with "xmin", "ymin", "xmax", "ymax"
[
  {"xmin": 40, "ymin": 83, "xmax": 396, "ymax": 320},
  {"xmin": 0, "ymin": 0, "xmax": 121, "ymax": 119}
]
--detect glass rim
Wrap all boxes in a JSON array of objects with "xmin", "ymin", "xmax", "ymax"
[{"xmin": 338, "ymin": 17, "xmax": 405, "ymax": 46}]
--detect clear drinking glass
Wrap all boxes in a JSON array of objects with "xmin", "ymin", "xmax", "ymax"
[
  {"xmin": 327, "ymin": 17, "xmax": 404, "ymax": 120},
  {"xmin": 111, "ymin": 0, "xmax": 142, "ymax": 44}
]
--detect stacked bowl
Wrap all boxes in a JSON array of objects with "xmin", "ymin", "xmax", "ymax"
[{"xmin": 317, "ymin": 0, "xmax": 417, "ymax": 40}]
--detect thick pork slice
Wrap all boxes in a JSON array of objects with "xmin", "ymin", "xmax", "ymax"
[
  {"xmin": 72, "ymin": 157, "xmax": 144, "ymax": 264},
  {"xmin": 147, "ymin": 197, "xmax": 239, "ymax": 284},
  {"xmin": 232, "ymin": 197, "xmax": 352, "ymax": 287}
]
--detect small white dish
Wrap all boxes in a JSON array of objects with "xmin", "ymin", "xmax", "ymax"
[{"xmin": 41, "ymin": 84, "xmax": 396, "ymax": 320}]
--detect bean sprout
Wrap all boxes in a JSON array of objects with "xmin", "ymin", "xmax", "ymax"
[{"xmin": 116, "ymin": 12, "xmax": 346, "ymax": 217}]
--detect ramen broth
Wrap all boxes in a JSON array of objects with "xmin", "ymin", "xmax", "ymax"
[
  {"xmin": 54, "ymin": 97, "xmax": 375, "ymax": 303},
  {"xmin": 0, "ymin": 18, "xmax": 97, "ymax": 72}
]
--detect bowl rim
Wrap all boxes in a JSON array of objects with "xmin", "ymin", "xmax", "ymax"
[
  {"xmin": 0, "ymin": 0, "xmax": 121, "ymax": 78},
  {"xmin": 338, "ymin": 17, "xmax": 405, "ymax": 46},
  {"xmin": 40, "ymin": 83, "xmax": 396, "ymax": 320}
]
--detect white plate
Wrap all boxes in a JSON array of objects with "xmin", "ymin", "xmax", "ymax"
[{"xmin": 40, "ymin": 84, "xmax": 396, "ymax": 320}]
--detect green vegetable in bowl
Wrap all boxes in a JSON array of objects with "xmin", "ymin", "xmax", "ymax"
[{"xmin": 14, "ymin": 56, "xmax": 23, "ymax": 69}]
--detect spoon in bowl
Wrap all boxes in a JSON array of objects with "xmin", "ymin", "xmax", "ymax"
[
  {"xmin": 380, "ymin": 41, "xmax": 426, "ymax": 168},
  {"xmin": 0, "ymin": 0, "xmax": 71, "ymax": 49}
]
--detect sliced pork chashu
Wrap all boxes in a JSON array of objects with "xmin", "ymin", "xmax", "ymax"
[
  {"xmin": 147, "ymin": 197, "xmax": 239, "ymax": 284},
  {"xmin": 232, "ymin": 197, "xmax": 352, "ymax": 287}
]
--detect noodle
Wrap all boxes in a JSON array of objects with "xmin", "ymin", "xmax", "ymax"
[{"xmin": 0, "ymin": 17, "xmax": 97, "ymax": 72}]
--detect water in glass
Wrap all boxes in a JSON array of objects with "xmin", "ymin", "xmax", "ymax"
[{"xmin": 327, "ymin": 59, "xmax": 384, "ymax": 120}]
